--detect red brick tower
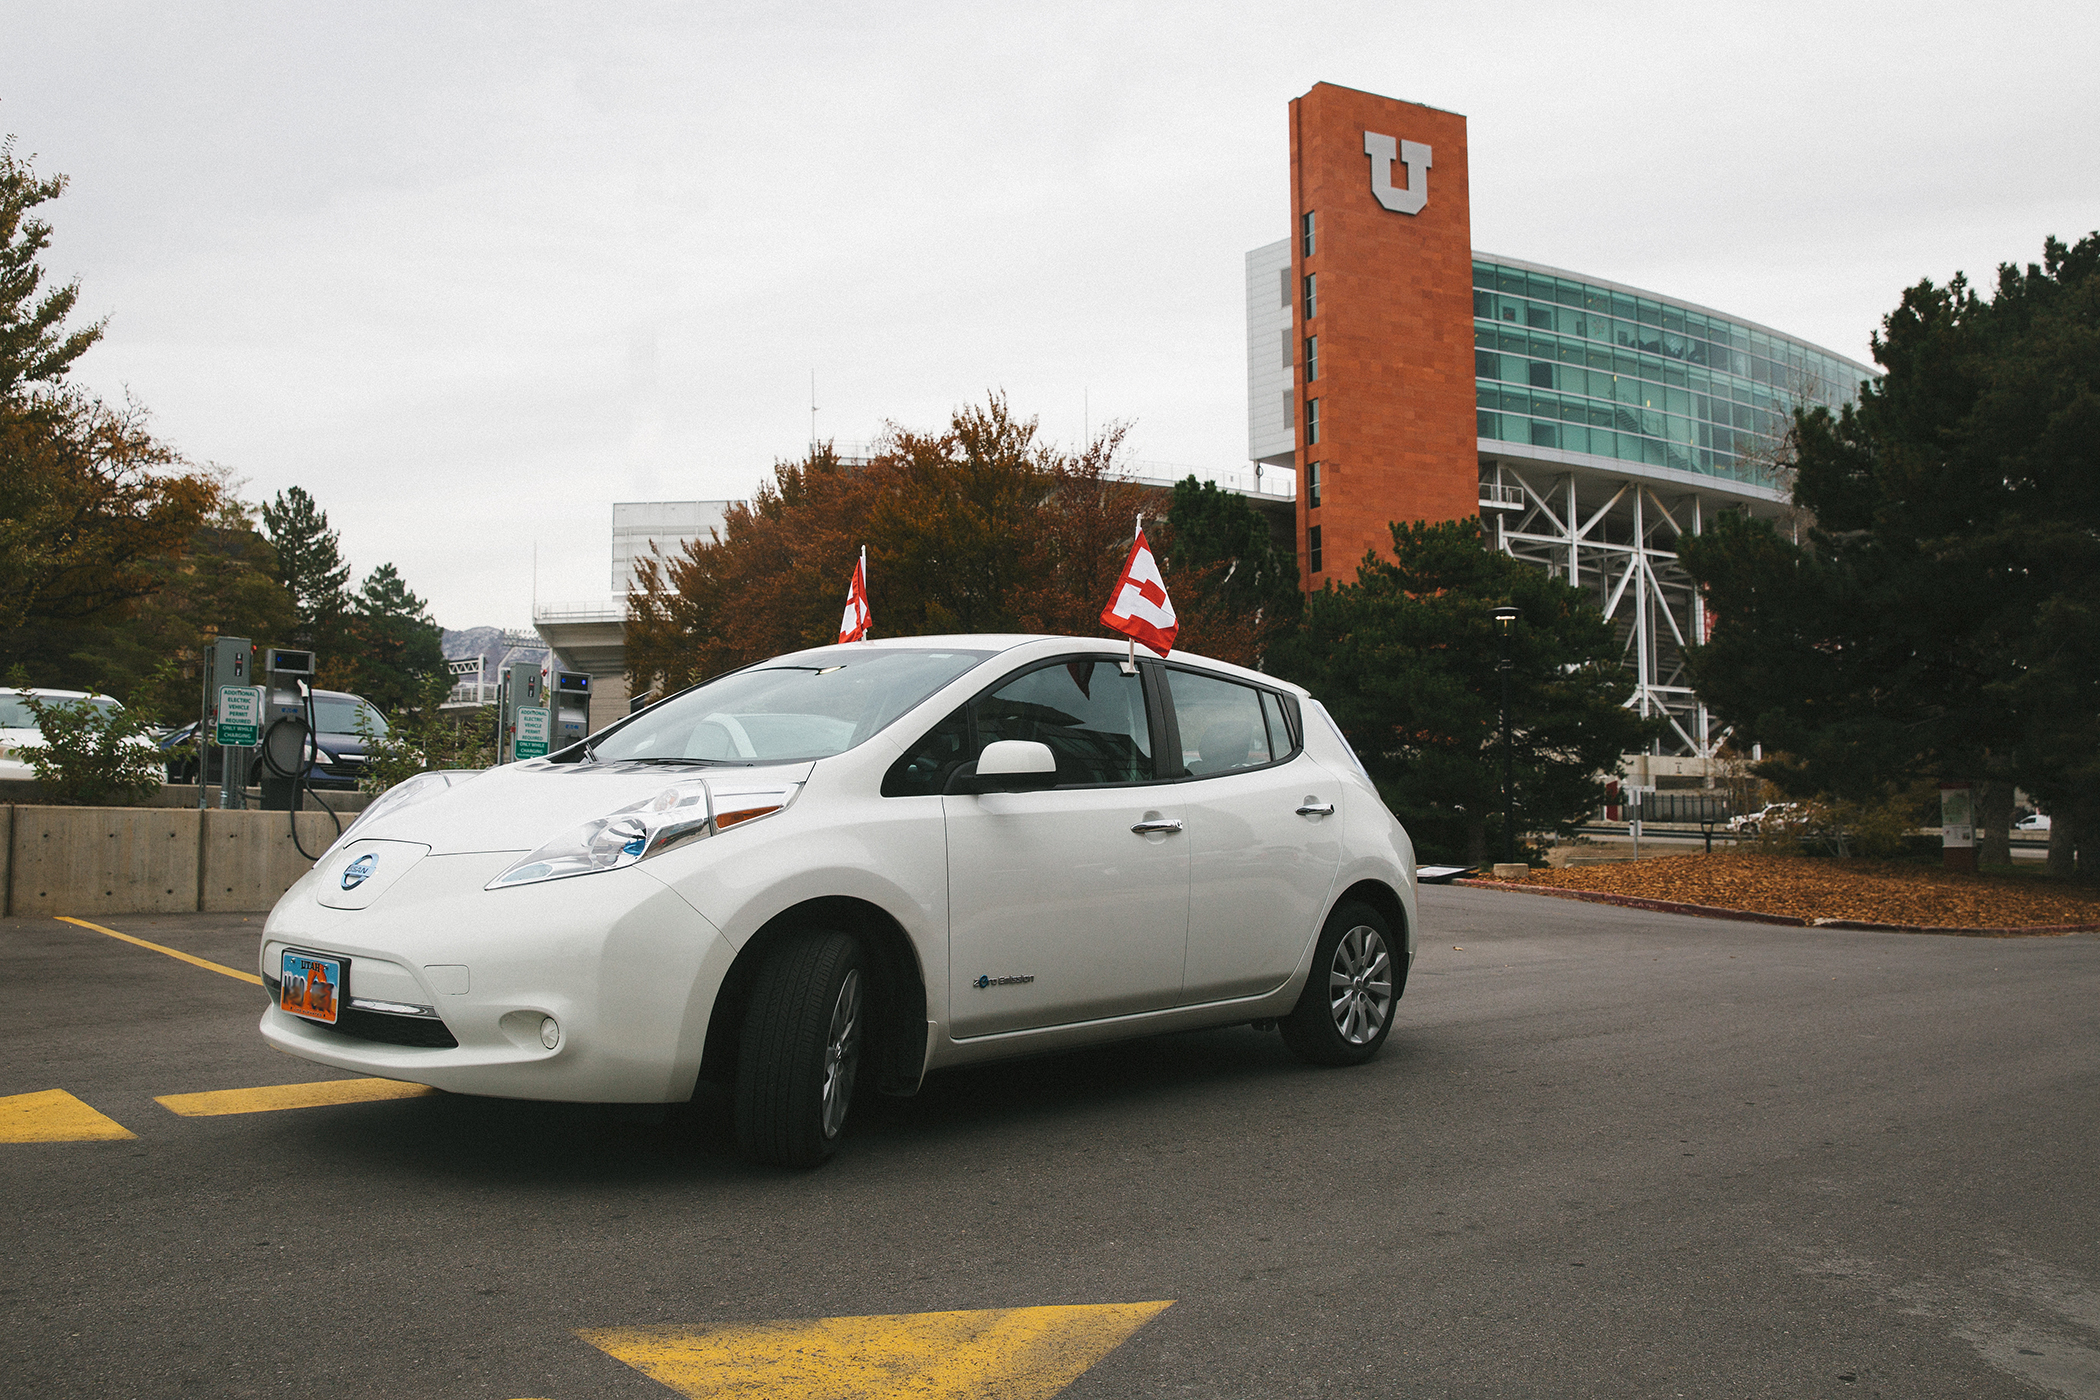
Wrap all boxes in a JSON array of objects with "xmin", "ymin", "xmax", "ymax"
[{"xmin": 1289, "ymin": 84, "xmax": 1477, "ymax": 586}]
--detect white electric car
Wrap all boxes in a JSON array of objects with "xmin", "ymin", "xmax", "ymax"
[{"xmin": 259, "ymin": 636, "xmax": 1418, "ymax": 1166}]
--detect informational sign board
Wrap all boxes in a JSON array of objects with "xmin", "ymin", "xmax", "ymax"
[
  {"xmin": 215, "ymin": 685, "xmax": 264, "ymax": 748},
  {"xmin": 1939, "ymin": 784, "xmax": 1975, "ymax": 848},
  {"xmin": 514, "ymin": 705, "xmax": 551, "ymax": 760}
]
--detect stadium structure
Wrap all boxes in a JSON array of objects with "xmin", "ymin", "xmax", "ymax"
[{"xmin": 1246, "ymin": 83, "xmax": 1873, "ymax": 761}]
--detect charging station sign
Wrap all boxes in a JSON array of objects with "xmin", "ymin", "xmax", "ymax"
[
  {"xmin": 215, "ymin": 686, "xmax": 264, "ymax": 747},
  {"xmin": 515, "ymin": 705, "xmax": 551, "ymax": 760}
]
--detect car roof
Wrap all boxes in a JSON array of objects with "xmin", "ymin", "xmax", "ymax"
[
  {"xmin": 0, "ymin": 687, "xmax": 119, "ymax": 703},
  {"xmin": 763, "ymin": 634, "xmax": 1309, "ymax": 698}
]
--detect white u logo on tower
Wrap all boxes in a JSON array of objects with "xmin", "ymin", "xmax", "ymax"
[{"xmin": 1364, "ymin": 132, "xmax": 1431, "ymax": 215}]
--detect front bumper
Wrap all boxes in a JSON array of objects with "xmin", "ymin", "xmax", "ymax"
[{"xmin": 260, "ymin": 851, "xmax": 735, "ymax": 1102}]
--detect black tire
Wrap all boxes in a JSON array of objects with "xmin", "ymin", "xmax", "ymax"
[
  {"xmin": 1279, "ymin": 900, "xmax": 1400, "ymax": 1067},
  {"xmin": 734, "ymin": 930, "xmax": 867, "ymax": 1168}
]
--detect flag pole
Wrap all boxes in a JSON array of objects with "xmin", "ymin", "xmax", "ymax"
[
  {"xmin": 860, "ymin": 544, "xmax": 869, "ymax": 641},
  {"xmin": 1128, "ymin": 514, "xmax": 1141, "ymax": 670}
]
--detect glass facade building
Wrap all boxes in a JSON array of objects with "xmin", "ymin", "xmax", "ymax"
[
  {"xmin": 1245, "ymin": 83, "xmax": 1884, "ymax": 764},
  {"xmin": 1472, "ymin": 256, "xmax": 1872, "ymax": 485}
]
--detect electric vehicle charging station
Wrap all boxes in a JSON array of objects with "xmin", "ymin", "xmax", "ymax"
[
  {"xmin": 258, "ymin": 647, "xmax": 316, "ymax": 811},
  {"xmin": 500, "ymin": 659, "xmax": 548, "ymax": 763},
  {"xmin": 201, "ymin": 636, "xmax": 256, "ymax": 809},
  {"xmin": 552, "ymin": 671, "xmax": 591, "ymax": 749}
]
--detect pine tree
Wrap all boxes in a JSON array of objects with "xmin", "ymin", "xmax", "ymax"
[
  {"xmin": 1164, "ymin": 476, "xmax": 1301, "ymax": 658},
  {"xmin": 1680, "ymin": 232, "xmax": 2100, "ymax": 872},
  {"xmin": 0, "ymin": 136, "xmax": 104, "ymax": 401},
  {"xmin": 340, "ymin": 563, "xmax": 445, "ymax": 716},
  {"xmin": 0, "ymin": 137, "xmax": 210, "ymax": 682},
  {"xmin": 259, "ymin": 485, "xmax": 351, "ymax": 644},
  {"xmin": 1269, "ymin": 518, "xmax": 1657, "ymax": 865}
]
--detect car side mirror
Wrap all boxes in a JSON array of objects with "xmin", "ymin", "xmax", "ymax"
[{"xmin": 946, "ymin": 740, "xmax": 1058, "ymax": 795}]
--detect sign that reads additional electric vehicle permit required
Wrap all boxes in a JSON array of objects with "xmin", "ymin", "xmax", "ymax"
[
  {"xmin": 515, "ymin": 705, "xmax": 551, "ymax": 760},
  {"xmin": 215, "ymin": 685, "xmax": 264, "ymax": 747}
]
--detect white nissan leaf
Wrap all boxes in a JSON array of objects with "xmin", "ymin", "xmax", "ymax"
[{"xmin": 260, "ymin": 636, "xmax": 1418, "ymax": 1166}]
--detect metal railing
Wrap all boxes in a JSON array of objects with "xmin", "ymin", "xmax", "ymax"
[
  {"xmin": 1597, "ymin": 792, "xmax": 1737, "ymax": 824},
  {"xmin": 1111, "ymin": 461, "xmax": 1297, "ymax": 500}
]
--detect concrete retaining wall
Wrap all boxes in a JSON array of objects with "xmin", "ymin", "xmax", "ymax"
[
  {"xmin": 0, "ymin": 778, "xmax": 373, "ymax": 811},
  {"xmin": 2, "ymin": 805, "xmax": 347, "ymax": 916}
]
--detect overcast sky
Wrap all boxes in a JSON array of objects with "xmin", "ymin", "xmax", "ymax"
[{"xmin": 4, "ymin": 1, "xmax": 2095, "ymax": 630}]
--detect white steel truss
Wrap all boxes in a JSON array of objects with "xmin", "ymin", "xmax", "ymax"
[{"xmin": 1480, "ymin": 459, "xmax": 1746, "ymax": 759}]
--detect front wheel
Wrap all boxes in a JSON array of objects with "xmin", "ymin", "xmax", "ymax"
[
  {"xmin": 734, "ymin": 930, "xmax": 866, "ymax": 1168},
  {"xmin": 1279, "ymin": 901, "xmax": 1400, "ymax": 1067}
]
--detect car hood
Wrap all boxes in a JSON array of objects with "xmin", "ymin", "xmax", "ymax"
[{"xmin": 342, "ymin": 759, "xmax": 817, "ymax": 855}]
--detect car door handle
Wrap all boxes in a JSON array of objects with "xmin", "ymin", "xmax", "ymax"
[
  {"xmin": 1296, "ymin": 801, "xmax": 1335, "ymax": 818},
  {"xmin": 1130, "ymin": 818, "xmax": 1184, "ymax": 835}
]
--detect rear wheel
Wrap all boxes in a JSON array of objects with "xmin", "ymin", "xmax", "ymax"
[
  {"xmin": 734, "ymin": 930, "xmax": 866, "ymax": 1167},
  {"xmin": 1280, "ymin": 901, "xmax": 1399, "ymax": 1067}
]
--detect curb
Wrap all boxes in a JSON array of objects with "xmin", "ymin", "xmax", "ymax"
[{"xmin": 1451, "ymin": 878, "xmax": 2100, "ymax": 938}]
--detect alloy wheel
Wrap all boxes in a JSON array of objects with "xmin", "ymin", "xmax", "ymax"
[
  {"xmin": 1327, "ymin": 925, "xmax": 1393, "ymax": 1044},
  {"xmin": 820, "ymin": 969, "xmax": 863, "ymax": 1139}
]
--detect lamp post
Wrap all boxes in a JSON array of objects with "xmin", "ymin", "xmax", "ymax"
[{"xmin": 1491, "ymin": 606, "xmax": 1519, "ymax": 865}]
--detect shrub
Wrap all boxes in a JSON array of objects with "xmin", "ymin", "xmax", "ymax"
[
  {"xmin": 357, "ymin": 697, "xmax": 495, "ymax": 794},
  {"xmin": 7, "ymin": 667, "xmax": 166, "ymax": 805}
]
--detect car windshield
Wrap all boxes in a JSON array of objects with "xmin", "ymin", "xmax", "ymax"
[
  {"xmin": 593, "ymin": 648, "xmax": 991, "ymax": 764},
  {"xmin": 0, "ymin": 694, "xmax": 119, "ymax": 729},
  {"xmin": 312, "ymin": 698, "xmax": 388, "ymax": 736}
]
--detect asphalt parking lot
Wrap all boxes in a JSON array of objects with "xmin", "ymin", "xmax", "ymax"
[{"xmin": 4, "ymin": 890, "xmax": 2096, "ymax": 1399}]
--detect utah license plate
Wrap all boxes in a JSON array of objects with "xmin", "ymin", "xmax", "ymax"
[{"xmin": 279, "ymin": 950, "xmax": 346, "ymax": 1025}]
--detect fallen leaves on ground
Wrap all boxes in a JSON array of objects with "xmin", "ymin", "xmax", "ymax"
[{"xmin": 1501, "ymin": 853, "xmax": 2100, "ymax": 929}]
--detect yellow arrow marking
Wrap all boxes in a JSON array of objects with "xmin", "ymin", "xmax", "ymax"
[
  {"xmin": 578, "ymin": 1301, "xmax": 1173, "ymax": 1400},
  {"xmin": 55, "ymin": 916, "xmax": 263, "ymax": 986},
  {"xmin": 157, "ymin": 1078, "xmax": 436, "ymax": 1117},
  {"xmin": 1, "ymin": 1088, "xmax": 138, "ymax": 1142}
]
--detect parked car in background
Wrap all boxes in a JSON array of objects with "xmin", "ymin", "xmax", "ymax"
[
  {"xmin": 1727, "ymin": 802, "xmax": 1800, "ymax": 836},
  {"xmin": 2015, "ymin": 813, "xmax": 2052, "ymax": 833},
  {"xmin": 0, "ymin": 688, "xmax": 144, "ymax": 779},
  {"xmin": 302, "ymin": 691, "xmax": 389, "ymax": 790},
  {"xmin": 163, "ymin": 690, "xmax": 389, "ymax": 790}
]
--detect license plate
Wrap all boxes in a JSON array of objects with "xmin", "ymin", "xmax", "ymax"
[{"xmin": 280, "ymin": 950, "xmax": 346, "ymax": 1025}]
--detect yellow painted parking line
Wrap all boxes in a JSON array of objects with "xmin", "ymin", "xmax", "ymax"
[
  {"xmin": 55, "ymin": 916, "xmax": 263, "ymax": 986},
  {"xmin": 578, "ymin": 1300, "xmax": 1174, "ymax": 1400},
  {"xmin": 2, "ymin": 1089, "xmax": 138, "ymax": 1143},
  {"xmin": 156, "ymin": 1078, "xmax": 437, "ymax": 1117}
]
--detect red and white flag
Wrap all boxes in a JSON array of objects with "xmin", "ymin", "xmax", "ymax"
[
  {"xmin": 837, "ymin": 547, "xmax": 871, "ymax": 643},
  {"xmin": 1100, "ymin": 526, "xmax": 1178, "ymax": 657}
]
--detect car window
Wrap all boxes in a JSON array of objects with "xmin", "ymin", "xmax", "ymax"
[
  {"xmin": 1166, "ymin": 670, "xmax": 1280, "ymax": 777},
  {"xmin": 977, "ymin": 660, "xmax": 1152, "ymax": 785},
  {"xmin": 883, "ymin": 658, "xmax": 1154, "ymax": 795},
  {"xmin": 595, "ymin": 648, "xmax": 988, "ymax": 765},
  {"xmin": 1259, "ymin": 689, "xmax": 1295, "ymax": 757},
  {"xmin": 313, "ymin": 698, "xmax": 388, "ymax": 736},
  {"xmin": 0, "ymin": 694, "xmax": 119, "ymax": 729}
]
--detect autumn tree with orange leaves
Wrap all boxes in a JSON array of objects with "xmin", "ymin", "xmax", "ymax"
[{"xmin": 625, "ymin": 394, "xmax": 1286, "ymax": 700}]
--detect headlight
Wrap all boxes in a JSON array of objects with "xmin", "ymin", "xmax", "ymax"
[
  {"xmin": 336, "ymin": 770, "xmax": 479, "ymax": 848},
  {"xmin": 486, "ymin": 778, "xmax": 800, "ymax": 890}
]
